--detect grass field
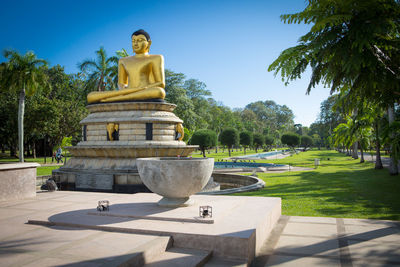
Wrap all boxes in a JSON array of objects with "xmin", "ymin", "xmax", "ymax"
[
  {"xmin": 0, "ymin": 153, "xmax": 68, "ymax": 176},
  {"xmin": 37, "ymin": 166, "xmax": 61, "ymax": 176},
  {"xmin": 235, "ymin": 150, "xmax": 400, "ymax": 220}
]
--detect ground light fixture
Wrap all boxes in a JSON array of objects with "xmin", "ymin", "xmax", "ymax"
[
  {"xmin": 97, "ymin": 200, "xmax": 110, "ymax": 211},
  {"xmin": 199, "ymin": 206, "xmax": 212, "ymax": 218}
]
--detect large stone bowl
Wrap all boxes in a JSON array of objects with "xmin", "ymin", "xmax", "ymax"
[{"xmin": 136, "ymin": 157, "xmax": 214, "ymax": 207}]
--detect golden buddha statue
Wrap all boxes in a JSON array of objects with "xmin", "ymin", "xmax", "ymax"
[{"xmin": 87, "ymin": 29, "xmax": 166, "ymax": 103}]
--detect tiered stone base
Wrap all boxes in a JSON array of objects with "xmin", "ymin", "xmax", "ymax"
[{"xmin": 53, "ymin": 101, "xmax": 198, "ymax": 192}]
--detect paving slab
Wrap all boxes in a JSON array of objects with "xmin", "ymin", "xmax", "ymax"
[
  {"xmin": 344, "ymin": 225, "xmax": 400, "ymax": 242},
  {"xmin": 144, "ymin": 247, "xmax": 211, "ymax": 267},
  {"xmin": 265, "ymin": 254, "xmax": 341, "ymax": 267},
  {"xmin": 289, "ymin": 215, "xmax": 336, "ymax": 224},
  {"xmin": 273, "ymin": 235, "xmax": 340, "ymax": 258},
  {"xmin": 257, "ymin": 216, "xmax": 400, "ymax": 267},
  {"xmin": 347, "ymin": 239, "xmax": 400, "ymax": 262},
  {"xmin": 282, "ymin": 221, "xmax": 338, "ymax": 238}
]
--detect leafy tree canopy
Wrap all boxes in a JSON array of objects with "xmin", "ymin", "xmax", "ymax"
[
  {"xmin": 281, "ymin": 133, "xmax": 300, "ymax": 149},
  {"xmin": 269, "ymin": 0, "xmax": 400, "ymax": 106},
  {"xmin": 221, "ymin": 128, "xmax": 239, "ymax": 156},
  {"xmin": 190, "ymin": 129, "xmax": 217, "ymax": 157},
  {"xmin": 300, "ymin": 135, "xmax": 313, "ymax": 149}
]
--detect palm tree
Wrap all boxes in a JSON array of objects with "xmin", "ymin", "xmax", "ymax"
[
  {"xmin": 334, "ymin": 119, "xmax": 355, "ymax": 156},
  {"xmin": 78, "ymin": 47, "xmax": 118, "ymax": 93},
  {"xmin": 1, "ymin": 50, "xmax": 48, "ymax": 162}
]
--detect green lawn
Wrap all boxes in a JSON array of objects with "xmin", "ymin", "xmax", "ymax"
[
  {"xmin": 234, "ymin": 150, "xmax": 400, "ymax": 220},
  {"xmin": 37, "ymin": 166, "xmax": 61, "ymax": 176},
  {"xmin": 0, "ymin": 154, "xmax": 66, "ymax": 176},
  {"xmin": 0, "ymin": 156, "xmax": 55, "ymax": 164}
]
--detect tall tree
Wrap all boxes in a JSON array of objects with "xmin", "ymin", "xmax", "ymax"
[
  {"xmin": 245, "ymin": 100, "xmax": 294, "ymax": 133},
  {"xmin": 269, "ymin": 0, "xmax": 400, "ymax": 101},
  {"xmin": 164, "ymin": 69, "xmax": 198, "ymax": 130},
  {"xmin": 78, "ymin": 47, "xmax": 119, "ymax": 93},
  {"xmin": 1, "ymin": 50, "xmax": 48, "ymax": 162},
  {"xmin": 269, "ymin": 0, "xmax": 400, "ymax": 173}
]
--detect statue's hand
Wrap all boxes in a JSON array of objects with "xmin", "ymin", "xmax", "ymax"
[{"xmin": 118, "ymin": 83, "xmax": 128, "ymax": 90}]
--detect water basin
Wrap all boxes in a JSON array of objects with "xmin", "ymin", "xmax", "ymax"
[{"xmin": 214, "ymin": 162, "xmax": 285, "ymax": 169}]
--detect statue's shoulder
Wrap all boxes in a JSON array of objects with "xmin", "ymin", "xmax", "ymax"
[
  {"xmin": 149, "ymin": 54, "xmax": 164, "ymax": 60},
  {"xmin": 119, "ymin": 56, "xmax": 135, "ymax": 63}
]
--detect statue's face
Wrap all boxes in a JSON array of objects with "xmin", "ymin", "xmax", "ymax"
[{"xmin": 132, "ymin": 34, "xmax": 150, "ymax": 54}]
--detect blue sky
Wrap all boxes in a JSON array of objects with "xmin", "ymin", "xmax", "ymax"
[{"xmin": 0, "ymin": 0, "xmax": 331, "ymax": 126}]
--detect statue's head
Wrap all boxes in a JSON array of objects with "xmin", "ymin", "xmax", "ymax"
[{"xmin": 131, "ymin": 29, "xmax": 151, "ymax": 54}]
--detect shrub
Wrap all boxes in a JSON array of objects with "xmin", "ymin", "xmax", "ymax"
[
  {"xmin": 253, "ymin": 133, "xmax": 264, "ymax": 152},
  {"xmin": 281, "ymin": 133, "xmax": 300, "ymax": 149},
  {"xmin": 240, "ymin": 131, "xmax": 253, "ymax": 154},
  {"xmin": 264, "ymin": 135, "xmax": 274, "ymax": 150},
  {"xmin": 300, "ymin": 135, "xmax": 313, "ymax": 150},
  {"xmin": 190, "ymin": 129, "xmax": 217, "ymax": 157},
  {"xmin": 220, "ymin": 128, "xmax": 239, "ymax": 157}
]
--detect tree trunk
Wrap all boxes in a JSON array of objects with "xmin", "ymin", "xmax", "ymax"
[
  {"xmin": 32, "ymin": 142, "xmax": 36, "ymax": 159},
  {"xmin": 360, "ymin": 145, "xmax": 364, "ymax": 163},
  {"xmin": 352, "ymin": 142, "xmax": 359, "ymax": 159},
  {"xmin": 374, "ymin": 120, "xmax": 383, "ymax": 169},
  {"xmin": 26, "ymin": 143, "xmax": 31, "ymax": 157},
  {"xmin": 10, "ymin": 146, "xmax": 15, "ymax": 157},
  {"xmin": 244, "ymin": 147, "xmax": 246, "ymax": 155},
  {"xmin": 18, "ymin": 87, "xmax": 25, "ymax": 162},
  {"xmin": 388, "ymin": 105, "xmax": 398, "ymax": 175},
  {"xmin": 43, "ymin": 137, "xmax": 47, "ymax": 164},
  {"xmin": 228, "ymin": 146, "xmax": 231, "ymax": 157},
  {"xmin": 202, "ymin": 149, "xmax": 206, "ymax": 158}
]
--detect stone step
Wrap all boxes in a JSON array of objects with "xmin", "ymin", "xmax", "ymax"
[
  {"xmin": 144, "ymin": 247, "xmax": 212, "ymax": 267},
  {"xmin": 203, "ymin": 257, "xmax": 248, "ymax": 267},
  {"xmin": 115, "ymin": 235, "xmax": 173, "ymax": 266}
]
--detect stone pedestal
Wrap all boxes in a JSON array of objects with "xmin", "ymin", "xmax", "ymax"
[
  {"xmin": 53, "ymin": 101, "xmax": 197, "ymax": 192},
  {"xmin": 0, "ymin": 163, "xmax": 39, "ymax": 201}
]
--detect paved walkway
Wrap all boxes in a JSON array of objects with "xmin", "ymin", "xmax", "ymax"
[
  {"xmin": 1, "ymin": 192, "xmax": 399, "ymax": 266},
  {"xmin": 358, "ymin": 153, "xmax": 391, "ymax": 168},
  {"xmin": 255, "ymin": 215, "xmax": 400, "ymax": 267}
]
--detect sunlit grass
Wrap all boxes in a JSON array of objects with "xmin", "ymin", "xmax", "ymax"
[
  {"xmin": 0, "ymin": 154, "xmax": 67, "ymax": 176},
  {"xmin": 37, "ymin": 166, "xmax": 60, "ymax": 176},
  {"xmin": 234, "ymin": 150, "xmax": 400, "ymax": 220}
]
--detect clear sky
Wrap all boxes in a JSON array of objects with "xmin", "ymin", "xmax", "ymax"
[{"xmin": 0, "ymin": 0, "xmax": 331, "ymax": 126}]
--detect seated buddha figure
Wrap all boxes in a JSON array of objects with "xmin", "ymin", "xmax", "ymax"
[{"xmin": 87, "ymin": 29, "xmax": 166, "ymax": 103}]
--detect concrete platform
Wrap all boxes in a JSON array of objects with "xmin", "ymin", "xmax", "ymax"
[
  {"xmin": 2, "ymin": 191, "xmax": 399, "ymax": 266},
  {"xmin": 20, "ymin": 191, "xmax": 281, "ymax": 263},
  {"xmin": 0, "ymin": 163, "xmax": 39, "ymax": 201}
]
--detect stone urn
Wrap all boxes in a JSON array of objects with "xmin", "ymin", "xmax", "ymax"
[{"xmin": 136, "ymin": 157, "xmax": 214, "ymax": 207}]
